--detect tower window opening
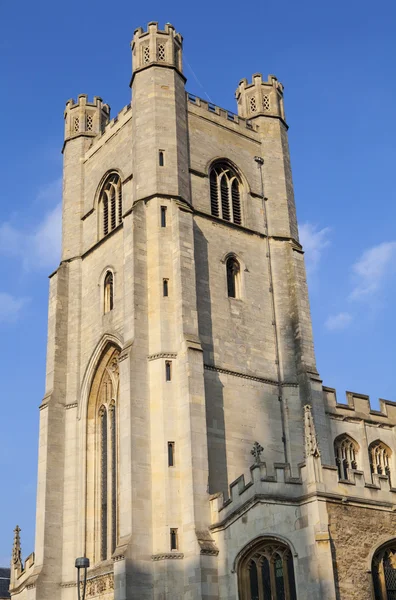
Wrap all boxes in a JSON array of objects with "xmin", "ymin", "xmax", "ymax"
[
  {"xmin": 250, "ymin": 96, "xmax": 257, "ymax": 112},
  {"xmin": 157, "ymin": 43, "xmax": 166, "ymax": 62},
  {"xmin": 369, "ymin": 441, "xmax": 392, "ymax": 484},
  {"xmin": 334, "ymin": 435, "xmax": 358, "ymax": 480},
  {"xmin": 170, "ymin": 528, "xmax": 178, "ymax": 551},
  {"xmin": 165, "ymin": 361, "xmax": 172, "ymax": 382},
  {"xmin": 86, "ymin": 114, "xmax": 93, "ymax": 131},
  {"xmin": 159, "ymin": 150, "xmax": 165, "ymax": 167},
  {"xmin": 209, "ymin": 163, "xmax": 242, "ymax": 225},
  {"xmin": 161, "ymin": 206, "xmax": 167, "ymax": 227},
  {"xmin": 163, "ymin": 279, "xmax": 169, "ymax": 297},
  {"xmin": 74, "ymin": 116, "xmax": 80, "ymax": 133},
  {"xmin": 168, "ymin": 442, "xmax": 175, "ymax": 466},
  {"xmin": 226, "ymin": 256, "xmax": 240, "ymax": 299},
  {"xmin": 262, "ymin": 94, "xmax": 270, "ymax": 111},
  {"xmin": 99, "ymin": 173, "xmax": 122, "ymax": 239},
  {"xmin": 90, "ymin": 350, "xmax": 120, "ymax": 564},
  {"xmin": 143, "ymin": 45, "xmax": 150, "ymax": 64},
  {"xmin": 104, "ymin": 271, "xmax": 114, "ymax": 313}
]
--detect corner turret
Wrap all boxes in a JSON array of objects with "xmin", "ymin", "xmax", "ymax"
[
  {"xmin": 235, "ymin": 73, "xmax": 285, "ymax": 123},
  {"xmin": 131, "ymin": 21, "xmax": 183, "ymax": 82},
  {"xmin": 63, "ymin": 94, "xmax": 110, "ymax": 143}
]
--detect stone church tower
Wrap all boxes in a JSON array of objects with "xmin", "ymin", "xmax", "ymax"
[{"xmin": 10, "ymin": 21, "xmax": 396, "ymax": 600}]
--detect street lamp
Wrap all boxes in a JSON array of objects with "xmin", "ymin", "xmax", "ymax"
[{"xmin": 75, "ymin": 557, "xmax": 90, "ymax": 600}]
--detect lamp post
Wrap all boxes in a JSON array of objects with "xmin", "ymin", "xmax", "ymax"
[{"xmin": 75, "ymin": 557, "xmax": 90, "ymax": 600}]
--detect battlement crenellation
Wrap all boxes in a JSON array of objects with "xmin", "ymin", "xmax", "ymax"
[{"xmin": 324, "ymin": 386, "xmax": 396, "ymax": 424}]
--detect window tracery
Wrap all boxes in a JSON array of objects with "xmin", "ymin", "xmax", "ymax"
[
  {"xmin": 86, "ymin": 347, "xmax": 120, "ymax": 563},
  {"xmin": 372, "ymin": 541, "xmax": 396, "ymax": 599},
  {"xmin": 334, "ymin": 434, "xmax": 358, "ymax": 480},
  {"xmin": 238, "ymin": 538, "xmax": 297, "ymax": 600},
  {"xmin": 99, "ymin": 173, "xmax": 122, "ymax": 238},
  {"xmin": 370, "ymin": 441, "xmax": 392, "ymax": 484},
  {"xmin": 209, "ymin": 163, "xmax": 242, "ymax": 225}
]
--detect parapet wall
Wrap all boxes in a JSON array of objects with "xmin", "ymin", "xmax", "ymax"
[
  {"xmin": 324, "ymin": 386, "xmax": 396, "ymax": 424},
  {"xmin": 210, "ymin": 455, "xmax": 396, "ymax": 529},
  {"xmin": 186, "ymin": 92, "xmax": 257, "ymax": 132}
]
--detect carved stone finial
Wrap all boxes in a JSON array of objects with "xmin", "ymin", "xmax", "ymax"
[
  {"xmin": 12, "ymin": 525, "xmax": 22, "ymax": 568},
  {"xmin": 251, "ymin": 441, "xmax": 264, "ymax": 465},
  {"xmin": 304, "ymin": 405, "xmax": 320, "ymax": 458}
]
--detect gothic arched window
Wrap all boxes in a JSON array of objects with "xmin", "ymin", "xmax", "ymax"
[
  {"xmin": 369, "ymin": 441, "xmax": 392, "ymax": 484},
  {"xmin": 209, "ymin": 163, "xmax": 242, "ymax": 225},
  {"xmin": 104, "ymin": 271, "xmax": 114, "ymax": 313},
  {"xmin": 226, "ymin": 256, "xmax": 241, "ymax": 298},
  {"xmin": 99, "ymin": 173, "xmax": 122, "ymax": 238},
  {"xmin": 238, "ymin": 538, "xmax": 297, "ymax": 600},
  {"xmin": 334, "ymin": 434, "xmax": 358, "ymax": 480},
  {"xmin": 86, "ymin": 347, "xmax": 120, "ymax": 563},
  {"xmin": 372, "ymin": 541, "xmax": 396, "ymax": 600}
]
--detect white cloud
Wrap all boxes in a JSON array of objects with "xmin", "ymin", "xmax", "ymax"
[
  {"xmin": 0, "ymin": 179, "xmax": 62, "ymax": 271},
  {"xmin": 325, "ymin": 312, "xmax": 353, "ymax": 331},
  {"xmin": 299, "ymin": 222, "xmax": 331, "ymax": 274},
  {"xmin": 29, "ymin": 203, "xmax": 62, "ymax": 269},
  {"xmin": 0, "ymin": 293, "xmax": 28, "ymax": 323},
  {"xmin": 349, "ymin": 241, "xmax": 396, "ymax": 300}
]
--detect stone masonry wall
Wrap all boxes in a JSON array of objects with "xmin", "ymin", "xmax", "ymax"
[{"xmin": 327, "ymin": 502, "xmax": 396, "ymax": 600}]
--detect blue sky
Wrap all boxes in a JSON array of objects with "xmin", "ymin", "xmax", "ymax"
[{"xmin": 1, "ymin": 0, "xmax": 395, "ymax": 565}]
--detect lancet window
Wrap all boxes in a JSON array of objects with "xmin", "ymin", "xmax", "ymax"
[
  {"xmin": 86, "ymin": 347, "xmax": 120, "ymax": 563},
  {"xmin": 209, "ymin": 162, "xmax": 242, "ymax": 225},
  {"xmin": 334, "ymin": 434, "xmax": 358, "ymax": 480},
  {"xmin": 99, "ymin": 173, "xmax": 122, "ymax": 238},
  {"xmin": 369, "ymin": 441, "xmax": 392, "ymax": 484},
  {"xmin": 104, "ymin": 271, "xmax": 114, "ymax": 313},
  {"xmin": 226, "ymin": 256, "xmax": 241, "ymax": 298},
  {"xmin": 238, "ymin": 538, "xmax": 297, "ymax": 600},
  {"xmin": 372, "ymin": 541, "xmax": 396, "ymax": 600}
]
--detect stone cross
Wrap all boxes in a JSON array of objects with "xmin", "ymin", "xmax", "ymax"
[{"xmin": 251, "ymin": 441, "xmax": 264, "ymax": 464}]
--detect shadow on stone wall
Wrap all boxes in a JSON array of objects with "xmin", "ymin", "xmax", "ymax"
[{"xmin": 193, "ymin": 222, "xmax": 229, "ymax": 497}]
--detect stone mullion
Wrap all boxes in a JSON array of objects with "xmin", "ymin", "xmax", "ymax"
[
  {"xmin": 378, "ymin": 555, "xmax": 387, "ymax": 600},
  {"xmin": 283, "ymin": 554, "xmax": 291, "ymax": 600},
  {"xmin": 109, "ymin": 403, "xmax": 117, "ymax": 555},
  {"xmin": 256, "ymin": 559, "xmax": 265, "ymax": 600},
  {"xmin": 269, "ymin": 557, "xmax": 277, "ymax": 600},
  {"xmin": 217, "ymin": 174, "xmax": 222, "ymax": 220},
  {"xmin": 106, "ymin": 401, "xmax": 113, "ymax": 560},
  {"xmin": 229, "ymin": 177, "xmax": 234, "ymax": 223}
]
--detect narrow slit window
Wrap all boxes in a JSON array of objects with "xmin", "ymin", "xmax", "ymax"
[
  {"xmin": 161, "ymin": 206, "xmax": 167, "ymax": 227},
  {"xmin": 168, "ymin": 442, "xmax": 175, "ymax": 466},
  {"xmin": 163, "ymin": 279, "xmax": 169, "ymax": 297},
  {"xmin": 165, "ymin": 361, "xmax": 172, "ymax": 382},
  {"xmin": 159, "ymin": 150, "xmax": 165, "ymax": 166},
  {"xmin": 170, "ymin": 528, "xmax": 178, "ymax": 551},
  {"xmin": 226, "ymin": 257, "xmax": 240, "ymax": 298},
  {"xmin": 104, "ymin": 271, "xmax": 114, "ymax": 313}
]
